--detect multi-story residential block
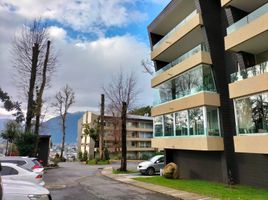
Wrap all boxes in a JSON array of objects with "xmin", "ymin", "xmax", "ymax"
[
  {"xmin": 149, "ymin": 0, "xmax": 268, "ymax": 188},
  {"xmin": 77, "ymin": 112, "xmax": 155, "ymax": 160}
]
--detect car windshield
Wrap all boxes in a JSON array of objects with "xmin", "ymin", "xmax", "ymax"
[{"xmin": 149, "ymin": 156, "xmax": 162, "ymax": 163}]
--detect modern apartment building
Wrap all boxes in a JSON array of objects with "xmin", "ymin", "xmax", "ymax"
[
  {"xmin": 149, "ymin": 0, "xmax": 268, "ymax": 188},
  {"xmin": 77, "ymin": 112, "xmax": 156, "ymax": 160}
]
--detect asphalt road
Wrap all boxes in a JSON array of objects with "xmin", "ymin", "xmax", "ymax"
[{"xmin": 44, "ymin": 162, "xmax": 175, "ymax": 200}]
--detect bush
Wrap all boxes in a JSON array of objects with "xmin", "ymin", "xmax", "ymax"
[
  {"xmin": 15, "ymin": 132, "xmax": 38, "ymax": 156},
  {"xmin": 82, "ymin": 151, "xmax": 88, "ymax": 162},
  {"xmin": 104, "ymin": 147, "xmax": 110, "ymax": 161},
  {"xmin": 78, "ymin": 151, "xmax": 83, "ymax": 161}
]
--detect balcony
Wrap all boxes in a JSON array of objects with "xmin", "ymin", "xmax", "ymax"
[
  {"xmin": 152, "ymin": 43, "xmax": 211, "ymax": 87},
  {"xmin": 151, "ymin": 10, "xmax": 204, "ymax": 62},
  {"xmin": 230, "ymin": 61, "xmax": 268, "ymax": 83},
  {"xmin": 225, "ymin": 3, "xmax": 268, "ymax": 53},
  {"xmin": 234, "ymin": 135, "xmax": 268, "ymax": 154},
  {"xmin": 152, "ymin": 137, "xmax": 224, "ymax": 151},
  {"xmin": 153, "ymin": 65, "xmax": 217, "ymax": 106},
  {"xmin": 152, "ymin": 92, "xmax": 220, "ymax": 117},
  {"xmin": 221, "ymin": 0, "xmax": 268, "ymax": 10},
  {"xmin": 229, "ymin": 61, "xmax": 268, "ymax": 98}
]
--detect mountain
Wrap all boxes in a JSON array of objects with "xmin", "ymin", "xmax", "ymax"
[{"xmin": 41, "ymin": 112, "xmax": 84, "ymax": 145}]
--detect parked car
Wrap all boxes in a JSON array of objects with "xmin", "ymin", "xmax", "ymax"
[
  {"xmin": 0, "ymin": 157, "xmax": 44, "ymax": 175},
  {"xmin": 3, "ymin": 179, "xmax": 51, "ymax": 200},
  {"xmin": 137, "ymin": 155, "xmax": 165, "ymax": 175},
  {"xmin": 1, "ymin": 163, "xmax": 45, "ymax": 186}
]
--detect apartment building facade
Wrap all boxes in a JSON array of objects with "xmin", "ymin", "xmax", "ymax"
[
  {"xmin": 77, "ymin": 112, "xmax": 156, "ymax": 160},
  {"xmin": 149, "ymin": 0, "xmax": 268, "ymax": 188}
]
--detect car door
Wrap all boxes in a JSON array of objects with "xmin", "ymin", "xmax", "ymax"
[{"xmin": 154, "ymin": 156, "xmax": 165, "ymax": 172}]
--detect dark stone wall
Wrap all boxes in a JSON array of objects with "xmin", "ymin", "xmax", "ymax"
[
  {"xmin": 197, "ymin": 0, "xmax": 238, "ymax": 183},
  {"xmin": 166, "ymin": 149, "xmax": 225, "ymax": 182},
  {"xmin": 235, "ymin": 153, "xmax": 268, "ymax": 188}
]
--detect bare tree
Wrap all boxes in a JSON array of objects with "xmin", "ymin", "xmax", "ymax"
[
  {"xmin": 12, "ymin": 19, "xmax": 57, "ymax": 133},
  {"xmin": 52, "ymin": 85, "xmax": 75, "ymax": 158},
  {"xmin": 102, "ymin": 70, "xmax": 140, "ymax": 114}
]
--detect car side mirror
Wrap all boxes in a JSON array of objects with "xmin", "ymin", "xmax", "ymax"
[
  {"xmin": 0, "ymin": 163, "xmax": 2, "ymax": 172},
  {"xmin": 155, "ymin": 160, "xmax": 160, "ymax": 164}
]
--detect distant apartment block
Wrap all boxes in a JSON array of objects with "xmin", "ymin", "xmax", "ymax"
[
  {"xmin": 77, "ymin": 112, "xmax": 156, "ymax": 160},
  {"xmin": 149, "ymin": 0, "xmax": 268, "ymax": 188}
]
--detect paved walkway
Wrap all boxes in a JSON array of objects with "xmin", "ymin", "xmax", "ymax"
[{"xmin": 101, "ymin": 167, "xmax": 219, "ymax": 200}]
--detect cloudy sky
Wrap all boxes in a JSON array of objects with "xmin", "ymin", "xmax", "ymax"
[{"xmin": 0, "ymin": 0, "xmax": 170, "ymax": 119}]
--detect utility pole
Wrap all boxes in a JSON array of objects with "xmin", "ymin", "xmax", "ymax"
[
  {"xmin": 120, "ymin": 101, "xmax": 127, "ymax": 171},
  {"xmin": 100, "ymin": 94, "xmax": 105, "ymax": 160}
]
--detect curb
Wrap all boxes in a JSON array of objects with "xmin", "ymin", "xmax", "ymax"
[{"xmin": 101, "ymin": 167, "xmax": 218, "ymax": 200}]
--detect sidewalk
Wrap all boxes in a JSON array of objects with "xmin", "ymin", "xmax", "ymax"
[{"xmin": 101, "ymin": 167, "xmax": 218, "ymax": 200}]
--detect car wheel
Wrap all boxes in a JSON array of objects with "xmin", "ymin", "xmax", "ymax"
[{"xmin": 146, "ymin": 167, "xmax": 155, "ymax": 176}]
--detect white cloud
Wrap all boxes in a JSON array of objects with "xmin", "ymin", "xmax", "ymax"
[
  {"xmin": 0, "ymin": 0, "xmax": 147, "ymax": 35},
  {"xmin": 45, "ymin": 31, "xmax": 153, "ymax": 115}
]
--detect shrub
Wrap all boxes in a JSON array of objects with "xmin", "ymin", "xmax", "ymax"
[
  {"xmin": 78, "ymin": 151, "xmax": 83, "ymax": 161},
  {"xmin": 15, "ymin": 132, "xmax": 38, "ymax": 156},
  {"xmin": 104, "ymin": 147, "xmax": 110, "ymax": 161},
  {"xmin": 82, "ymin": 151, "xmax": 88, "ymax": 162}
]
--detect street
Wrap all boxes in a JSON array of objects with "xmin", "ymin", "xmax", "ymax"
[{"xmin": 44, "ymin": 162, "xmax": 175, "ymax": 200}]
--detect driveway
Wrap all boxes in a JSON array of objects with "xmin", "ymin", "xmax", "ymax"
[{"xmin": 44, "ymin": 162, "xmax": 175, "ymax": 200}]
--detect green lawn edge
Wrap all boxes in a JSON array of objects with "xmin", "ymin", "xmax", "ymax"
[{"xmin": 133, "ymin": 177, "xmax": 268, "ymax": 200}]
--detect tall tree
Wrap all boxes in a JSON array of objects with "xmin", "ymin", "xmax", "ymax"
[
  {"xmin": 52, "ymin": 85, "xmax": 75, "ymax": 158},
  {"xmin": 120, "ymin": 102, "xmax": 127, "ymax": 171},
  {"xmin": 103, "ymin": 70, "xmax": 140, "ymax": 158},
  {"xmin": 99, "ymin": 94, "xmax": 105, "ymax": 160},
  {"xmin": 12, "ymin": 19, "xmax": 57, "ymax": 133}
]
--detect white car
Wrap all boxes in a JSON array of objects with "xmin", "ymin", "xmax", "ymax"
[
  {"xmin": 137, "ymin": 155, "xmax": 165, "ymax": 175},
  {"xmin": 1, "ymin": 163, "xmax": 45, "ymax": 186},
  {"xmin": 3, "ymin": 179, "xmax": 51, "ymax": 200},
  {"xmin": 0, "ymin": 157, "xmax": 44, "ymax": 175}
]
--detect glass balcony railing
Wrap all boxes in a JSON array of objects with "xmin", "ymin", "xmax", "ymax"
[
  {"xmin": 230, "ymin": 61, "xmax": 268, "ymax": 83},
  {"xmin": 154, "ymin": 43, "xmax": 210, "ymax": 76},
  {"xmin": 153, "ymin": 65, "xmax": 217, "ymax": 106},
  {"xmin": 227, "ymin": 3, "xmax": 268, "ymax": 34},
  {"xmin": 153, "ymin": 10, "xmax": 198, "ymax": 50}
]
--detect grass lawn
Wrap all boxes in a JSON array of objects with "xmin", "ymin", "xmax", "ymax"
[
  {"xmin": 112, "ymin": 169, "xmax": 137, "ymax": 174},
  {"xmin": 133, "ymin": 177, "xmax": 268, "ymax": 200},
  {"xmin": 87, "ymin": 159, "xmax": 110, "ymax": 165}
]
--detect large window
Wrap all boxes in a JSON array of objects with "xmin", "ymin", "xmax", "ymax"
[
  {"xmin": 235, "ymin": 92, "xmax": 268, "ymax": 134},
  {"xmin": 164, "ymin": 114, "xmax": 174, "ymax": 136},
  {"xmin": 207, "ymin": 107, "xmax": 220, "ymax": 136},
  {"xmin": 175, "ymin": 110, "xmax": 188, "ymax": 136},
  {"xmin": 154, "ymin": 65, "xmax": 217, "ymax": 105},
  {"xmin": 154, "ymin": 116, "xmax": 163, "ymax": 137},
  {"xmin": 153, "ymin": 106, "xmax": 220, "ymax": 137},
  {"xmin": 189, "ymin": 107, "xmax": 204, "ymax": 135}
]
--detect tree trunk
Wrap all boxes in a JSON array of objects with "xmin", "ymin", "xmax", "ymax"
[
  {"xmin": 25, "ymin": 43, "xmax": 39, "ymax": 133},
  {"xmin": 5, "ymin": 141, "xmax": 9, "ymax": 156},
  {"xmin": 99, "ymin": 94, "xmax": 105, "ymax": 160},
  {"xmin": 120, "ymin": 102, "xmax": 127, "ymax": 171},
  {"xmin": 60, "ymin": 117, "xmax": 66, "ymax": 158},
  {"xmin": 34, "ymin": 41, "xmax": 50, "ymax": 135}
]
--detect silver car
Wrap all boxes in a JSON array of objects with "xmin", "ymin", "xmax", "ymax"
[{"xmin": 137, "ymin": 155, "xmax": 165, "ymax": 175}]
